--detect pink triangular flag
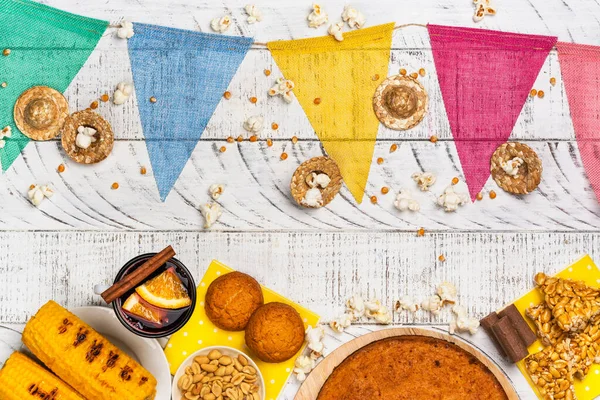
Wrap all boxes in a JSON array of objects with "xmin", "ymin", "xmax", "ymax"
[
  {"xmin": 428, "ymin": 25, "xmax": 557, "ymax": 200},
  {"xmin": 557, "ymin": 42, "xmax": 600, "ymax": 204}
]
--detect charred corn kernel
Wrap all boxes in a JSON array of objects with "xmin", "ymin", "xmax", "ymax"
[
  {"xmin": 223, "ymin": 91, "xmax": 232, "ymax": 100},
  {"xmin": 249, "ymin": 96, "xmax": 257, "ymax": 103},
  {"xmin": 530, "ymin": 89, "xmax": 537, "ymax": 97},
  {"xmin": 280, "ymin": 152, "xmax": 288, "ymax": 160},
  {"xmin": 370, "ymin": 195, "xmax": 378, "ymax": 204},
  {"xmin": 410, "ymin": 72, "xmax": 418, "ymax": 79},
  {"xmin": 417, "ymin": 227, "xmax": 425, "ymax": 237},
  {"xmin": 438, "ymin": 254, "xmax": 446, "ymax": 262},
  {"xmin": 291, "ymin": 136, "xmax": 298, "ymax": 144},
  {"xmin": 372, "ymin": 74, "xmax": 380, "ymax": 81},
  {"xmin": 237, "ymin": 135, "xmax": 244, "ymax": 142},
  {"xmin": 100, "ymin": 94, "xmax": 109, "ymax": 102},
  {"xmin": 271, "ymin": 122, "xmax": 279, "ymax": 130},
  {"xmin": 264, "ymin": 69, "xmax": 271, "ymax": 76},
  {"xmin": 550, "ymin": 77, "xmax": 556, "ymax": 86},
  {"xmin": 313, "ymin": 97, "xmax": 321, "ymax": 105},
  {"xmin": 226, "ymin": 136, "xmax": 234, "ymax": 143},
  {"xmin": 390, "ymin": 144, "xmax": 398, "ymax": 153},
  {"xmin": 140, "ymin": 166, "xmax": 147, "ymax": 175},
  {"xmin": 537, "ymin": 90, "xmax": 545, "ymax": 98},
  {"xmin": 452, "ymin": 177, "xmax": 459, "ymax": 185},
  {"xmin": 2, "ymin": 48, "xmax": 10, "ymax": 56},
  {"xmin": 149, "ymin": 96, "xmax": 157, "ymax": 103},
  {"xmin": 22, "ymin": 301, "xmax": 157, "ymax": 400},
  {"xmin": 399, "ymin": 68, "xmax": 407, "ymax": 76},
  {"xmin": 377, "ymin": 157, "xmax": 384, "ymax": 165},
  {"xmin": 476, "ymin": 192, "xmax": 483, "ymax": 201},
  {"xmin": 220, "ymin": 146, "xmax": 227, "ymax": 152},
  {"xmin": 111, "ymin": 182, "xmax": 119, "ymax": 190},
  {"xmin": 381, "ymin": 186, "xmax": 389, "ymax": 194},
  {"xmin": 57, "ymin": 164, "xmax": 65, "ymax": 173},
  {"xmin": 419, "ymin": 68, "xmax": 426, "ymax": 77},
  {"xmin": 429, "ymin": 135, "xmax": 438, "ymax": 143},
  {"xmin": 249, "ymin": 135, "xmax": 258, "ymax": 142},
  {"xmin": 0, "ymin": 352, "xmax": 84, "ymax": 400},
  {"xmin": 90, "ymin": 101, "xmax": 99, "ymax": 110},
  {"xmin": 489, "ymin": 190, "xmax": 497, "ymax": 199},
  {"xmin": 266, "ymin": 138, "xmax": 273, "ymax": 147}
]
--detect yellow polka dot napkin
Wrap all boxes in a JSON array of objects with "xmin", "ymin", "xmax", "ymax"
[
  {"xmin": 513, "ymin": 255, "xmax": 600, "ymax": 400},
  {"xmin": 165, "ymin": 260, "xmax": 320, "ymax": 400}
]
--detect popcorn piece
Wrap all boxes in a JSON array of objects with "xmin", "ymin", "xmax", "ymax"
[
  {"xmin": 75, "ymin": 126, "xmax": 97, "ymax": 150},
  {"xmin": 500, "ymin": 157, "xmax": 523, "ymax": 177},
  {"xmin": 28, "ymin": 184, "xmax": 53, "ymax": 207},
  {"xmin": 306, "ymin": 172, "xmax": 331, "ymax": 189},
  {"xmin": 211, "ymin": 16, "xmax": 231, "ymax": 33},
  {"xmin": 473, "ymin": 0, "xmax": 496, "ymax": 22},
  {"xmin": 449, "ymin": 304, "xmax": 480, "ymax": 335},
  {"xmin": 117, "ymin": 20, "xmax": 134, "ymax": 39},
  {"xmin": 341, "ymin": 5, "xmax": 366, "ymax": 29},
  {"xmin": 293, "ymin": 355, "xmax": 316, "ymax": 382},
  {"xmin": 421, "ymin": 295, "xmax": 443, "ymax": 315},
  {"xmin": 244, "ymin": 5, "xmax": 263, "ymax": 24},
  {"xmin": 0, "ymin": 125, "xmax": 11, "ymax": 149},
  {"xmin": 301, "ymin": 188, "xmax": 323, "ymax": 208},
  {"xmin": 243, "ymin": 116, "xmax": 264, "ymax": 134},
  {"xmin": 199, "ymin": 202, "xmax": 222, "ymax": 229},
  {"xmin": 268, "ymin": 77, "xmax": 295, "ymax": 103},
  {"xmin": 307, "ymin": 3, "xmax": 328, "ymax": 28},
  {"xmin": 437, "ymin": 185, "xmax": 469, "ymax": 212},
  {"xmin": 436, "ymin": 281, "xmax": 458, "ymax": 305},
  {"xmin": 395, "ymin": 295, "xmax": 419, "ymax": 313},
  {"xmin": 364, "ymin": 299, "xmax": 392, "ymax": 324},
  {"xmin": 305, "ymin": 325, "xmax": 325, "ymax": 358},
  {"xmin": 113, "ymin": 82, "xmax": 133, "ymax": 105},
  {"xmin": 394, "ymin": 189, "xmax": 420, "ymax": 212},
  {"xmin": 345, "ymin": 295, "xmax": 365, "ymax": 320},
  {"xmin": 328, "ymin": 22, "xmax": 344, "ymax": 42},
  {"xmin": 412, "ymin": 171, "xmax": 436, "ymax": 191},
  {"xmin": 208, "ymin": 183, "xmax": 224, "ymax": 200},
  {"xmin": 330, "ymin": 313, "xmax": 353, "ymax": 333}
]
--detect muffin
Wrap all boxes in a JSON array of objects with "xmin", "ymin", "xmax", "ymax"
[
  {"xmin": 205, "ymin": 271, "xmax": 264, "ymax": 331},
  {"xmin": 245, "ymin": 302, "xmax": 305, "ymax": 363}
]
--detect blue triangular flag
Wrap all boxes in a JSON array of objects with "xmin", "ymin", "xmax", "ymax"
[{"xmin": 128, "ymin": 23, "xmax": 252, "ymax": 201}]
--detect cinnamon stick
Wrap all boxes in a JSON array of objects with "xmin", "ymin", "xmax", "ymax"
[{"xmin": 101, "ymin": 245, "xmax": 176, "ymax": 304}]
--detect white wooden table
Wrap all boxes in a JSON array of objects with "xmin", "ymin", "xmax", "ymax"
[{"xmin": 1, "ymin": 0, "xmax": 600, "ymax": 399}]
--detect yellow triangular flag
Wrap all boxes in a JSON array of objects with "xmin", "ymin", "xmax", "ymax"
[{"xmin": 268, "ymin": 23, "xmax": 395, "ymax": 203}]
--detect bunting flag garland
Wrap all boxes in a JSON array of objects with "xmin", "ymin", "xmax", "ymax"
[
  {"xmin": 0, "ymin": 0, "xmax": 107, "ymax": 171},
  {"xmin": 556, "ymin": 42, "xmax": 600, "ymax": 203},
  {"xmin": 427, "ymin": 25, "xmax": 557, "ymax": 201},
  {"xmin": 128, "ymin": 23, "xmax": 253, "ymax": 201},
  {"xmin": 268, "ymin": 23, "xmax": 395, "ymax": 204}
]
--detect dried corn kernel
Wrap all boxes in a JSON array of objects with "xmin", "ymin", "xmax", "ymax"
[
  {"xmin": 419, "ymin": 68, "xmax": 426, "ymax": 77},
  {"xmin": 223, "ymin": 91, "xmax": 232, "ymax": 99},
  {"xmin": 381, "ymin": 186, "xmax": 389, "ymax": 194},
  {"xmin": 249, "ymin": 135, "xmax": 258, "ymax": 142},
  {"xmin": 280, "ymin": 152, "xmax": 288, "ymax": 160},
  {"xmin": 149, "ymin": 96, "xmax": 157, "ymax": 103},
  {"xmin": 489, "ymin": 190, "xmax": 497, "ymax": 199},
  {"xmin": 220, "ymin": 146, "xmax": 227, "ymax": 153},
  {"xmin": 429, "ymin": 135, "xmax": 438, "ymax": 143},
  {"xmin": 57, "ymin": 164, "xmax": 65, "ymax": 173},
  {"xmin": 399, "ymin": 68, "xmax": 407, "ymax": 76},
  {"xmin": 271, "ymin": 123, "xmax": 279, "ymax": 130},
  {"xmin": 370, "ymin": 195, "xmax": 378, "ymax": 204},
  {"xmin": 237, "ymin": 135, "xmax": 244, "ymax": 142},
  {"xmin": 537, "ymin": 90, "xmax": 545, "ymax": 98},
  {"xmin": 250, "ymin": 96, "xmax": 257, "ymax": 103},
  {"xmin": 264, "ymin": 69, "xmax": 271, "ymax": 76},
  {"xmin": 29, "ymin": 184, "xmax": 35, "ymax": 190},
  {"xmin": 314, "ymin": 97, "xmax": 321, "ymax": 105},
  {"xmin": 100, "ymin": 94, "xmax": 109, "ymax": 102},
  {"xmin": 452, "ymin": 177, "xmax": 459, "ymax": 185},
  {"xmin": 2, "ymin": 49, "xmax": 10, "ymax": 56},
  {"xmin": 550, "ymin": 77, "xmax": 556, "ymax": 86},
  {"xmin": 476, "ymin": 192, "xmax": 483, "ymax": 201},
  {"xmin": 291, "ymin": 136, "xmax": 298, "ymax": 144},
  {"xmin": 90, "ymin": 101, "xmax": 99, "ymax": 109},
  {"xmin": 266, "ymin": 138, "xmax": 273, "ymax": 147},
  {"xmin": 372, "ymin": 74, "xmax": 380, "ymax": 81},
  {"xmin": 438, "ymin": 254, "xmax": 446, "ymax": 262},
  {"xmin": 140, "ymin": 166, "xmax": 147, "ymax": 175},
  {"xmin": 390, "ymin": 143, "xmax": 398, "ymax": 153},
  {"xmin": 410, "ymin": 72, "xmax": 418, "ymax": 79},
  {"xmin": 377, "ymin": 157, "xmax": 384, "ymax": 165},
  {"xmin": 530, "ymin": 89, "xmax": 537, "ymax": 97},
  {"xmin": 417, "ymin": 228, "xmax": 425, "ymax": 237},
  {"xmin": 226, "ymin": 136, "xmax": 234, "ymax": 143},
  {"xmin": 111, "ymin": 182, "xmax": 119, "ymax": 190}
]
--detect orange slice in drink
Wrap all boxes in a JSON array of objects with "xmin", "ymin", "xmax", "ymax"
[
  {"xmin": 136, "ymin": 267, "xmax": 192, "ymax": 309},
  {"xmin": 122, "ymin": 293, "xmax": 166, "ymax": 325}
]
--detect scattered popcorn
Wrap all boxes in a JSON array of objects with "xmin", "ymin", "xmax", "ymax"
[
  {"xmin": 0, "ymin": 125, "xmax": 12, "ymax": 148},
  {"xmin": 28, "ymin": 184, "xmax": 53, "ymax": 207},
  {"xmin": 436, "ymin": 281, "xmax": 458, "ymax": 305},
  {"xmin": 301, "ymin": 187, "xmax": 323, "ymax": 208},
  {"xmin": 293, "ymin": 355, "xmax": 315, "ymax": 382},
  {"xmin": 75, "ymin": 126, "xmax": 97, "ymax": 149},
  {"xmin": 395, "ymin": 295, "xmax": 419, "ymax": 313},
  {"xmin": 244, "ymin": 5, "xmax": 263, "ymax": 24},
  {"xmin": 328, "ymin": 22, "xmax": 344, "ymax": 42},
  {"xmin": 306, "ymin": 172, "xmax": 331, "ymax": 189},
  {"xmin": 117, "ymin": 20, "xmax": 134, "ymax": 39},
  {"xmin": 393, "ymin": 189, "xmax": 420, "ymax": 212},
  {"xmin": 210, "ymin": 16, "xmax": 231, "ymax": 33},
  {"xmin": 364, "ymin": 299, "xmax": 392, "ymax": 324},
  {"xmin": 500, "ymin": 157, "xmax": 523, "ymax": 177},
  {"xmin": 307, "ymin": 3, "xmax": 328, "ymax": 28},
  {"xmin": 199, "ymin": 202, "xmax": 222, "ymax": 229},
  {"xmin": 208, "ymin": 183, "xmax": 224, "ymax": 200},
  {"xmin": 421, "ymin": 295, "xmax": 443, "ymax": 315},
  {"xmin": 345, "ymin": 295, "xmax": 366, "ymax": 320},
  {"xmin": 412, "ymin": 171, "xmax": 436, "ymax": 191},
  {"xmin": 268, "ymin": 77, "xmax": 295, "ymax": 103},
  {"xmin": 113, "ymin": 82, "xmax": 133, "ymax": 105},
  {"xmin": 449, "ymin": 304, "xmax": 480, "ymax": 335},
  {"xmin": 341, "ymin": 5, "xmax": 366, "ymax": 29},
  {"xmin": 473, "ymin": 0, "xmax": 496, "ymax": 23},
  {"xmin": 305, "ymin": 325, "xmax": 326, "ymax": 358},
  {"xmin": 329, "ymin": 313, "xmax": 353, "ymax": 333},
  {"xmin": 243, "ymin": 116, "xmax": 264, "ymax": 134},
  {"xmin": 437, "ymin": 184, "xmax": 469, "ymax": 212}
]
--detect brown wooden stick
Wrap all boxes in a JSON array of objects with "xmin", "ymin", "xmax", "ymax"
[{"xmin": 101, "ymin": 246, "xmax": 176, "ymax": 304}]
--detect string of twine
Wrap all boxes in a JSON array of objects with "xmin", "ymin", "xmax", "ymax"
[{"xmin": 107, "ymin": 22, "xmax": 429, "ymax": 47}]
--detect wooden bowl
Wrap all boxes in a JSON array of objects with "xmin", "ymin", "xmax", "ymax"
[{"xmin": 295, "ymin": 327, "xmax": 519, "ymax": 400}]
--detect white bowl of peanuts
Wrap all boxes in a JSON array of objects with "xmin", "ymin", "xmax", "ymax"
[{"xmin": 172, "ymin": 346, "xmax": 265, "ymax": 400}]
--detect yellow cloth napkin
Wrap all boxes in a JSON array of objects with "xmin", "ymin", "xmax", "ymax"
[
  {"xmin": 165, "ymin": 260, "xmax": 320, "ymax": 400},
  {"xmin": 268, "ymin": 23, "xmax": 395, "ymax": 204},
  {"xmin": 514, "ymin": 255, "xmax": 600, "ymax": 400}
]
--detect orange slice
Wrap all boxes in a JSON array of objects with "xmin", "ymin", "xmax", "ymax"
[
  {"xmin": 136, "ymin": 267, "xmax": 192, "ymax": 309},
  {"xmin": 122, "ymin": 293, "xmax": 166, "ymax": 325}
]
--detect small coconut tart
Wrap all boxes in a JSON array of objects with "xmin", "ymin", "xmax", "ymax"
[
  {"xmin": 290, "ymin": 156, "xmax": 343, "ymax": 208},
  {"xmin": 13, "ymin": 86, "xmax": 69, "ymax": 140},
  {"xmin": 490, "ymin": 142, "xmax": 542, "ymax": 195},
  {"xmin": 373, "ymin": 75, "xmax": 428, "ymax": 131},
  {"xmin": 61, "ymin": 110, "xmax": 114, "ymax": 164}
]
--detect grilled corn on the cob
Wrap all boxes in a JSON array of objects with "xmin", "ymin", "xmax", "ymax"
[
  {"xmin": 22, "ymin": 300, "xmax": 157, "ymax": 400},
  {"xmin": 0, "ymin": 352, "xmax": 84, "ymax": 400}
]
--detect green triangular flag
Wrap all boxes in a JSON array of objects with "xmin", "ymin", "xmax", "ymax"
[{"xmin": 0, "ymin": 0, "xmax": 107, "ymax": 171}]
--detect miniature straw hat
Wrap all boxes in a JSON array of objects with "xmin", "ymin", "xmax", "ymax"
[
  {"xmin": 373, "ymin": 75, "xmax": 428, "ymax": 130},
  {"xmin": 14, "ymin": 86, "xmax": 69, "ymax": 140},
  {"xmin": 61, "ymin": 110, "xmax": 114, "ymax": 164},
  {"xmin": 490, "ymin": 142, "xmax": 542, "ymax": 195},
  {"xmin": 290, "ymin": 157, "xmax": 343, "ymax": 208}
]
